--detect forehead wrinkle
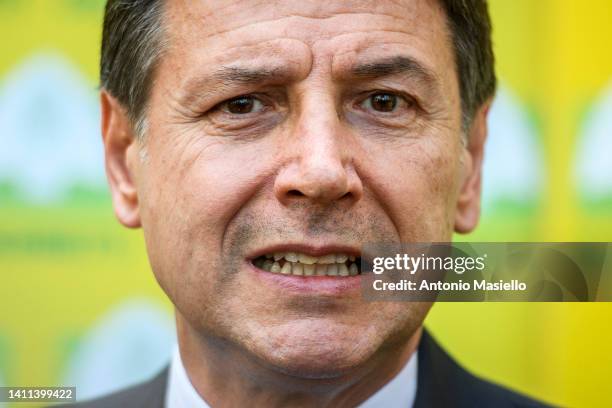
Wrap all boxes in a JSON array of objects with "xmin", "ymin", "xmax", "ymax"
[
  {"xmin": 168, "ymin": 0, "xmax": 428, "ymax": 52},
  {"xmin": 163, "ymin": 1, "xmax": 454, "ymax": 110},
  {"xmin": 175, "ymin": 12, "xmax": 411, "ymax": 43}
]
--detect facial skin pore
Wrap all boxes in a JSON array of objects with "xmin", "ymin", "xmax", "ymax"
[{"xmin": 101, "ymin": 0, "xmax": 490, "ymax": 406}]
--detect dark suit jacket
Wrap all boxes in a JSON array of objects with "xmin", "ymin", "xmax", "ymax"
[{"xmin": 56, "ymin": 330, "xmax": 552, "ymax": 408}]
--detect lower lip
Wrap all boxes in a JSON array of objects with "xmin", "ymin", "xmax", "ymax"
[{"xmin": 246, "ymin": 261, "xmax": 363, "ymax": 296}]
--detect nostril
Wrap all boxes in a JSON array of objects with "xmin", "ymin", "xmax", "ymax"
[{"xmin": 287, "ymin": 189, "xmax": 305, "ymax": 197}]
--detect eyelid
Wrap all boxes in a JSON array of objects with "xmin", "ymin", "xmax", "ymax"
[
  {"xmin": 212, "ymin": 94, "xmax": 264, "ymax": 113},
  {"xmin": 357, "ymin": 91, "xmax": 418, "ymax": 113},
  {"xmin": 219, "ymin": 95, "xmax": 266, "ymax": 114}
]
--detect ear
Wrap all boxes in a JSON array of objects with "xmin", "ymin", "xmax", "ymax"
[
  {"xmin": 454, "ymin": 100, "xmax": 492, "ymax": 234},
  {"xmin": 100, "ymin": 90, "xmax": 142, "ymax": 228}
]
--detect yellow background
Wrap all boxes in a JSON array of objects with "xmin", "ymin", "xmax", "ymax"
[{"xmin": 1, "ymin": 1, "xmax": 611, "ymax": 407}]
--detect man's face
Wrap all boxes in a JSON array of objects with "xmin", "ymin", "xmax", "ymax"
[{"xmin": 111, "ymin": 0, "xmax": 480, "ymax": 377}]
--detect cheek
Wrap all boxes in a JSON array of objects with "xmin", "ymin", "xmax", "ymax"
[
  {"xmin": 142, "ymin": 135, "xmax": 255, "ymax": 232},
  {"xmin": 136, "ymin": 133, "xmax": 274, "ymax": 298},
  {"xmin": 365, "ymin": 138, "xmax": 461, "ymax": 241}
]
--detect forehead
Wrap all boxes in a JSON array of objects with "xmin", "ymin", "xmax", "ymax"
[{"xmin": 163, "ymin": 0, "xmax": 455, "ymax": 81}]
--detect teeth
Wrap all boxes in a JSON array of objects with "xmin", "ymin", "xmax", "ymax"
[
  {"xmin": 257, "ymin": 252, "xmax": 361, "ymax": 277},
  {"xmin": 298, "ymin": 253, "xmax": 318, "ymax": 264},
  {"xmin": 336, "ymin": 254, "xmax": 348, "ymax": 263},
  {"xmin": 339, "ymin": 264, "xmax": 349, "ymax": 276},
  {"xmin": 285, "ymin": 252, "xmax": 298, "ymax": 262},
  {"xmin": 303, "ymin": 264, "xmax": 315, "ymax": 276},
  {"xmin": 318, "ymin": 254, "xmax": 336, "ymax": 264},
  {"xmin": 304, "ymin": 265, "xmax": 325, "ymax": 276},
  {"xmin": 261, "ymin": 252, "xmax": 354, "ymax": 265},
  {"xmin": 326, "ymin": 264, "xmax": 338, "ymax": 276},
  {"xmin": 316, "ymin": 264, "xmax": 328, "ymax": 276},
  {"xmin": 293, "ymin": 263, "xmax": 304, "ymax": 275}
]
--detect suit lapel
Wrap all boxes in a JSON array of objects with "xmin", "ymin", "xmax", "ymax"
[
  {"xmin": 413, "ymin": 329, "xmax": 457, "ymax": 408},
  {"xmin": 137, "ymin": 366, "xmax": 169, "ymax": 408}
]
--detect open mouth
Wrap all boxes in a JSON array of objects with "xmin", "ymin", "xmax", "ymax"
[{"xmin": 252, "ymin": 252, "xmax": 362, "ymax": 277}]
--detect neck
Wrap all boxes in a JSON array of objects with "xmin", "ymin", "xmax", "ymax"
[{"xmin": 175, "ymin": 313, "xmax": 422, "ymax": 408}]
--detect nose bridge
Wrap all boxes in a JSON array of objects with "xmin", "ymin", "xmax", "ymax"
[
  {"xmin": 295, "ymin": 92, "xmax": 342, "ymax": 164},
  {"xmin": 273, "ymin": 87, "xmax": 362, "ymax": 204}
]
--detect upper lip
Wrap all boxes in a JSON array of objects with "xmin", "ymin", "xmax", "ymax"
[{"xmin": 247, "ymin": 243, "xmax": 361, "ymax": 260}]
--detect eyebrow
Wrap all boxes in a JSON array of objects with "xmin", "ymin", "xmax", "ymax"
[
  {"xmin": 177, "ymin": 56, "xmax": 439, "ymax": 109},
  {"xmin": 175, "ymin": 65, "xmax": 294, "ymax": 109},
  {"xmin": 178, "ymin": 65, "xmax": 292, "ymax": 101},
  {"xmin": 213, "ymin": 66, "xmax": 293, "ymax": 85},
  {"xmin": 349, "ymin": 55, "xmax": 439, "ymax": 86}
]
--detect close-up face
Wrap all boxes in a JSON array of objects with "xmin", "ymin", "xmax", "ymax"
[{"xmin": 107, "ymin": 0, "xmax": 485, "ymax": 379}]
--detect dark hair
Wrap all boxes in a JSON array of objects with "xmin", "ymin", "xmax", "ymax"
[
  {"xmin": 100, "ymin": 0, "xmax": 496, "ymax": 135},
  {"xmin": 439, "ymin": 0, "xmax": 496, "ymax": 129},
  {"xmin": 100, "ymin": 0, "xmax": 166, "ymax": 136}
]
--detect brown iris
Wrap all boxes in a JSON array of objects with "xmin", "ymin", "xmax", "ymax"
[
  {"xmin": 226, "ymin": 96, "xmax": 255, "ymax": 114},
  {"xmin": 370, "ymin": 93, "xmax": 397, "ymax": 112}
]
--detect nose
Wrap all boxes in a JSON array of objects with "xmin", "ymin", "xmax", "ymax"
[{"xmin": 274, "ymin": 100, "xmax": 363, "ymax": 206}]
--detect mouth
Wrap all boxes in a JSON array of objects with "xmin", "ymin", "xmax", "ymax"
[{"xmin": 251, "ymin": 251, "xmax": 362, "ymax": 277}]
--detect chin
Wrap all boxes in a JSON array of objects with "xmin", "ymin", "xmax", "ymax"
[{"xmin": 248, "ymin": 319, "xmax": 382, "ymax": 380}]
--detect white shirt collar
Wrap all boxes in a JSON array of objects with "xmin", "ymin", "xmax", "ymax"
[
  {"xmin": 165, "ymin": 346, "xmax": 210, "ymax": 408},
  {"xmin": 165, "ymin": 345, "xmax": 418, "ymax": 408}
]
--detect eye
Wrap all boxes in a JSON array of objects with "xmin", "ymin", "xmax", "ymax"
[
  {"xmin": 364, "ymin": 93, "xmax": 397, "ymax": 112},
  {"xmin": 370, "ymin": 93, "xmax": 396, "ymax": 112},
  {"xmin": 221, "ymin": 95, "xmax": 265, "ymax": 114},
  {"xmin": 360, "ymin": 92, "xmax": 410, "ymax": 113}
]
